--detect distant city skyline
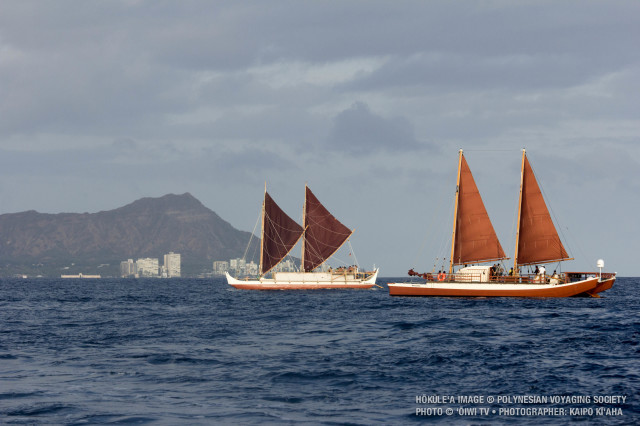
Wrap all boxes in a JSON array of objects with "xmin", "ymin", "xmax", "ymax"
[{"xmin": 213, "ymin": 258, "xmax": 298, "ymax": 277}]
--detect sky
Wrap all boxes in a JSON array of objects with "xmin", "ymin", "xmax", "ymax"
[{"xmin": 1, "ymin": 1, "xmax": 638, "ymax": 276}]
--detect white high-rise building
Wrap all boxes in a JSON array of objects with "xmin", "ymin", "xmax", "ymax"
[
  {"xmin": 136, "ymin": 258, "xmax": 159, "ymax": 277},
  {"xmin": 230, "ymin": 258, "xmax": 247, "ymax": 274},
  {"xmin": 213, "ymin": 261, "xmax": 229, "ymax": 275},
  {"xmin": 164, "ymin": 252, "xmax": 181, "ymax": 278},
  {"xmin": 120, "ymin": 259, "xmax": 137, "ymax": 277},
  {"xmin": 273, "ymin": 259, "xmax": 295, "ymax": 272},
  {"xmin": 246, "ymin": 261, "xmax": 258, "ymax": 275}
]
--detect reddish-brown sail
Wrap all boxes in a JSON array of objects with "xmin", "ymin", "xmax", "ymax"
[
  {"xmin": 261, "ymin": 192, "xmax": 304, "ymax": 275},
  {"xmin": 515, "ymin": 155, "xmax": 570, "ymax": 266},
  {"xmin": 303, "ymin": 186, "xmax": 353, "ymax": 272},
  {"xmin": 451, "ymin": 154, "xmax": 506, "ymax": 266}
]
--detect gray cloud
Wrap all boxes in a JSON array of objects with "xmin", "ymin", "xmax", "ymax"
[
  {"xmin": 327, "ymin": 102, "xmax": 425, "ymax": 155},
  {"xmin": 344, "ymin": 52, "xmax": 614, "ymax": 92}
]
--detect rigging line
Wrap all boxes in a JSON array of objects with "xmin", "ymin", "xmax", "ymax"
[
  {"xmin": 562, "ymin": 224, "xmax": 591, "ymax": 270},
  {"xmin": 436, "ymin": 195, "xmax": 456, "ymax": 267},
  {"xmin": 300, "ymin": 234, "xmax": 324, "ymax": 265},
  {"xmin": 277, "ymin": 248, "xmax": 302, "ymax": 268},
  {"xmin": 305, "ymin": 236, "xmax": 349, "ymax": 253},
  {"xmin": 267, "ymin": 236, "xmax": 301, "ymax": 272},
  {"xmin": 262, "ymin": 212, "xmax": 303, "ymax": 266},
  {"xmin": 247, "ymin": 239, "xmax": 260, "ymax": 270},
  {"xmin": 303, "ymin": 221, "xmax": 351, "ymax": 249},
  {"xmin": 325, "ymin": 243, "xmax": 360, "ymax": 269},
  {"xmin": 306, "ymin": 203, "xmax": 342, "ymax": 217},
  {"xmin": 327, "ymin": 253, "xmax": 349, "ymax": 266},
  {"xmin": 303, "ymin": 234, "xmax": 351, "ymax": 271},
  {"xmin": 410, "ymin": 175, "xmax": 452, "ymax": 269},
  {"xmin": 269, "ymin": 219, "xmax": 305, "ymax": 233},
  {"xmin": 242, "ymin": 206, "xmax": 262, "ymax": 262},
  {"xmin": 347, "ymin": 240, "xmax": 359, "ymax": 268},
  {"xmin": 527, "ymin": 154, "xmax": 571, "ymax": 257},
  {"xmin": 305, "ymin": 214, "xmax": 344, "ymax": 227},
  {"xmin": 305, "ymin": 206, "xmax": 349, "ymax": 226},
  {"xmin": 463, "ymin": 149, "xmax": 523, "ymax": 152},
  {"xmin": 303, "ymin": 239, "xmax": 330, "ymax": 266},
  {"xmin": 263, "ymin": 219, "xmax": 301, "ymax": 252},
  {"xmin": 304, "ymin": 218, "xmax": 351, "ymax": 235},
  {"xmin": 304, "ymin": 239, "xmax": 350, "ymax": 254}
]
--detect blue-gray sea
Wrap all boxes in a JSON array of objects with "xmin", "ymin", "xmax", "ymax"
[{"xmin": 0, "ymin": 277, "xmax": 638, "ymax": 424}]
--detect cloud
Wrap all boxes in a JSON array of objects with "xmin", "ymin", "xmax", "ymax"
[
  {"xmin": 326, "ymin": 102, "xmax": 427, "ymax": 155},
  {"xmin": 344, "ymin": 52, "xmax": 612, "ymax": 93}
]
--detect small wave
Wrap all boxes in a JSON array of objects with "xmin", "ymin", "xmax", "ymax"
[
  {"xmin": 392, "ymin": 353, "xmax": 448, "ymax": 366},
  {"xmin": 132, "ymin": 353, "xmax": 222, "ymax": 366},
  {"xmin": 173, "ymin": 356, "xmax": 222, "ymax": 366},
  {"xmin": 270, "ymin": 370, "xmax": 356, "ymax": 384},
  {"xmin": 299, "ymin": 328, "xmax": 332, "ymax": 335},
  {"xmin": 6, "ymin": 402, "xmax": 71, "ymax": 416},
  {"xmin": 162, "ymin": 375, "xmax": 210, "ymax": 384},
  {"xmin": 107, "ymin": 415, "xmax": 158, "ymax": 424},
  {"xmin": 392, "ymin": 321, "xmax": 417, "ymax": 330},
  {"xmin": 75, "ymin": 414, "xmax": 159, "ymax": 424},
  {"xmin": 263, "ymin": 395, "xmax": 305, "ymax": 404},
  {"xmin": 0, "ymin": 391, "xmax": 44, "ymax": 400},
  {"xmin": 0, "ymin": 353, "xmax": 18, "ymax": 359}
]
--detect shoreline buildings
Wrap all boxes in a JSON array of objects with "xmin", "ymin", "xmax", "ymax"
[
  {"xmin": 118, "ymin": 253, "xmax": 296, "ymax": 278},
  {"xmin": 120, "ymin": 253, "xmax": 181, "ymax": 278},
  {"xmin": 212, "ymin": 258, "xmax": 295, "ymax": 276}
]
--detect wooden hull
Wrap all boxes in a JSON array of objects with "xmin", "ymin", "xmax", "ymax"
[
  {"xmin": 587, "ymin": 276, "xmax": 616, "ymax": 296},
  {"xmin": 226, "ymin": 269, "xmax": 378, "ymax": 290},
  {"xmin": 388, "ymin": 277, "xmax": 599, "ymax": 297}
]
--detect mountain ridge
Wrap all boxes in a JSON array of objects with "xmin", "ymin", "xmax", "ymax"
[{"xmin": 0, "ymin": 193, "xmax": 255, "ymax": 276}]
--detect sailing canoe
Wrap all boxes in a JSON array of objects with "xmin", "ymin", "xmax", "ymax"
[
  {"xmin": 227, "ymin": 185, "xmax": 378, "ymax": 290},
  {"xmin": 388, "ymin": 149, "xmax": 615, "ymax": 297}
]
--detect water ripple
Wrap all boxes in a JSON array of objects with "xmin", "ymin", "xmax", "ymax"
[{"xmin": 0, "ymin": 277, "xmax": 638, "ymax": 424}]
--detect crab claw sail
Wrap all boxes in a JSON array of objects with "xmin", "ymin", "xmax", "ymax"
[
  {"xmin": 450, "ymin": 152, "xmax": 507, "ymax": 269},
  {"xmin": 261, "ymin": 192, "xmax": 304, "ymax": 275},
  {"xmin": 514, "ymin": 152, "xmax": 571, "ymax": 267},
  {"xmin": 303, "ymin": 186, "xmax": 353, "ymax": 272}
]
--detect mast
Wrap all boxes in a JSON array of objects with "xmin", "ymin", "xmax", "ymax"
[
  {"xmin": 259, "ymin": 182, "xmax": 266, "ymax": 276},
  {"xmin": 513, "ymin": 149, "xmax": 526, "ymax": 275},
  {"xmin": 301, "ymin": 183, "xmax": 307, "ymax": 271},
  {"xmin": 449, "ymin": 149, "xmax": 463, "ymax": 275}
]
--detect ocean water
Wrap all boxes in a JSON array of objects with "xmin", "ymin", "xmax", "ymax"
[{"xmin": 0, "ymin": 277, "xmax": 638, "ymax": 425}]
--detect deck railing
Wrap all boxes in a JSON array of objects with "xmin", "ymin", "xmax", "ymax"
[
  {"xmin": 450, "ymin": 272, "xmax": 576, "ymax": 285},
  {"xmin": 410, "ymin": 270, "xmax": 614, "ymax": 285},
  {"xmin": 565, "ymin": 272, "xmax": 615, "ymax": 282}
]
